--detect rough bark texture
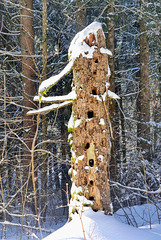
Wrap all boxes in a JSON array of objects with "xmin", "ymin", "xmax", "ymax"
[
  {"xmin": 137, "ymin": 1, "xmax": 150, "ymax": 161},
  {"xmin": 41, "ymin": 0, "xmax": 48, "ymax": 217},
  {"xmin": 107, "ymin": 0, "xmax": 120, "ymax": 180},
  {"xmin": 20, "ymin": 0, "xmax": 36, "ymax": 167},
  {"xmin": 70, "ymin": 29, "xmax": 112, "ymax": 214}
]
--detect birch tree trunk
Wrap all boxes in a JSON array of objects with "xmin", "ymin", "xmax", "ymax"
[{"xmin": 70, "ymin": 27, "xmax": 112, "ymax": 214}]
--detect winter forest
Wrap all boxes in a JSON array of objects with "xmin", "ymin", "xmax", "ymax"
[{"xmin": 0, "ymin": 0, "xmax": 161, "ymax": 239}]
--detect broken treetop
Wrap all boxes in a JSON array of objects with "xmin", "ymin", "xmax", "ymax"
[
  {"xmin": 27, "ymin": 22, "xmax": 119, "ymax": 116},
  {"xmin": 38, "ymin": 22, "xmax": 112, "ymax": 96}
]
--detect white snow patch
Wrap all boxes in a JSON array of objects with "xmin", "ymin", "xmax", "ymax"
[
  {"xmin": 108, "ymin": 90, "xmax": 120, "ymax": 99},
  {"xmin": 85, "ymin": 166, "xmax": 90, "ymax": 172},
  {"xmin": 99, "ymin": 118, "xmax": 105, "ymax": 126},
  {"xmin": 93, "ymin": 94, "xmax": 102, "ymax": 101},
  {"xmin": 106, "ymin": 81, "xmax": 110, "ymax": 88},
  {"xmin": 71, "ymin": 148, "xmax": 76, "ymax": 160},
  {"xmin": 75, "ymin": 155, "xmax": 85, "ymax": 164},
  {"xmin": 72, "ymin": 169, "xmax": 77, "ymax": 176},
  {"xmin": 68, "ymin": 168, "xmax": 72, "ymax": 176},
  {"xmin": 107, "ymin": 64, "xmax": 111, "ymax": 77},
  {"xmin": 5, "ymin": 204, "xmax": 161, "ymax": 240},
  {"xmin": 98, "ymin": 155, "xmax": 104, "ymax": 161},
  {"xmin": 34, "ymin": 90, "xmax": 77, "ymax": 102},
  {"xmin": 69, "ymin": 139, "xmax": 73, "ymax": 146},
  {"xmin": 68, "ymin": 113, "xmax": 74, "ymax": 131},
  {"xmin": 68, "ymin": 133, "xmax": 72, "ymax": 142},
  {"xmin": 68, "ymin": 22, "xmax": 103, "ymax": 62},
  {"xmin": 102, "ymin": 91, "xmax": 107, "ymax": 101},
  {"xmin": 86, "ymin": 118, "xmax": 93, "ymax": 122},
  {"xmin": 71, "ymin": 182, "xmax": 82, "ymax": 195},
  {"xmin": 27, "ymin": 100, "xmax": 72, "ymax": 115},
  {"xmin": 44, "ymin": 207, "xmax": 161, "ymax": 240},
  {"xmin": 100, "ymin": 47, "xmax": 112, "ymax": 56},
  {"xmin": 39, "ymin": 60, "xmax": 73, "ymax": 95},
  {"xmin": 74, "ymin": 118, "xmax": 82, "ymax": 128}
]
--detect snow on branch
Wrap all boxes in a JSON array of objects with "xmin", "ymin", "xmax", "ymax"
[
  {"xmin": 27, "ymin": 101, "xmax": 72, "ymax": 115},
  {"xmin": 34, "ymin": 91, "xmax": 77, "ymax": 103},
  {"xmin": 108, "ymin": 90, "xmax": 120, "ymax": 99},
  {"xmin": 111, "ymin": 180, "xmax": 161, "ymax": 195},
  {"xmin": 38, "ymin": 61, "xmax": 73, "ymax": 96}
]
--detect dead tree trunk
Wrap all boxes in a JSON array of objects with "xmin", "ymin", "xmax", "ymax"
[
  {"xmin": 69, "ymin": 28, "xmax": 112, "ymax": 214},
  {"xmin": 27, "ymin": 22, "xmax": 117, "ymax": 216}
]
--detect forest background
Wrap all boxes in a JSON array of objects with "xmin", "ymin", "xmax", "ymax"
[{"xmin": 0, "ymin": 0, "xmax": 160, "ymax": 238}]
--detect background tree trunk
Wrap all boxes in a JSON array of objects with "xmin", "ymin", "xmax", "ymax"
[
  {"xmin": 76, "ymin": 1, "xmax": 86, "ymax": 32},
  {"xmin": 137, "ymin": 0, "xmax": 150, "ymax": 161},
  {"xmin": 41, "ymin": 0, "xmax": 48, "ymax": 218},
  {"xmin": 19, "ymin": 0, "xmax": 36, "ymax": 178},
  {"xmin": 106, "ymin": 0, "xmax": 120, "ymax": 181}
]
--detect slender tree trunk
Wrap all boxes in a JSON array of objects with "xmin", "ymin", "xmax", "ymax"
[
  {"xmin": 76, "ymin": 1, "xmax": 86, "ymax": 32},
  {"xmin": 60, "ymin": 111, "xmax": 70, "ymax": 216},
  {"xmin": 106, "ymin": 0, "xmax": 120, "ymax": 181},
  {"xmin": 41, "ymin": 0, "xmax": 48, "ymax": 217},
  {"xmin": 137, "ymin": 1, "xmax": 150, "ymax": 161},
  {"xmin": 19, "ymin": 0, "xmax": 36, "ymax": 178},
  {"xmin": 153, "ymin": 29, "xmax": 161, "ymax": 155}
]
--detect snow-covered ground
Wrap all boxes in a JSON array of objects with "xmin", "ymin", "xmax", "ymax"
[
  {"xmin": 44, "ymin": 206, "xmax": 161, "ymax": 240},
  {"xmin": 2, "ymin": 204, "xmax": 161, "ymax": 239}
]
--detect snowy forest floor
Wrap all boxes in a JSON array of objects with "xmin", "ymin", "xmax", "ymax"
[{"xmin": 2, "ymin": 203, "xmax": 161, "ymax": 240}]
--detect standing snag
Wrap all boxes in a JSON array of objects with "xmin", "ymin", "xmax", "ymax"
[
  {"xmin": 69, "ymin": 22, "xmax": 114, "ymax": 215},
  {"xmin": 27, "ymin": 22, "xmax": 119, "ymax": 216}
]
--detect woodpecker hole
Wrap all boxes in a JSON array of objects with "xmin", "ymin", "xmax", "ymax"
[
  {"xmin": 94, "ymin": 58, "xmax": 98, "ymax": 63},
  {"xmin": 85, "ymin": 142, "xmax": 90, "ymax": 150},
  {"xmin": 89, "ymin": 196, "xmax": 94, "ymax": 200},
  {"xmin": 90, "ymin": 180, "xmax": 94, "ymax": 185},
  {"xmin": 89, "ymin": 159, "xmax": 94, "ymax": 167},
  {"xmin": 91, "ymin": 88, "xmax": 97, "ymax": 95},
  {"xmin": 93, "ymin": 70, "xmax": 97, "ymax": 75},
  {"xmin": 87, "ymin": 110, "xmax": 94, "ymax": 118}
]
